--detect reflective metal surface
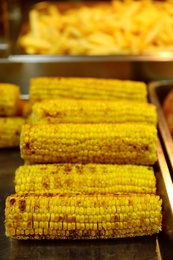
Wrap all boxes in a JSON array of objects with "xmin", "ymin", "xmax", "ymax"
[
  {"xmin": 1, "ymin": 143, "xmax": 173, "ymax": 259},
  {"xmin": 2, "ymin": 57, "xmax": 173, "ymax": 95},
  {"xmin": 148, "ymin": 80, "xmax": 173, "ymax": 177}
]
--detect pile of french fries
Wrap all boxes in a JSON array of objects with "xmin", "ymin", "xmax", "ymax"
[{"xmin": 18, "ymin": 0, "xmax": 173, "ymax": 55}]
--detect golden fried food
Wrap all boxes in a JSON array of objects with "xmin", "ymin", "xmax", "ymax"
[{"xmin": 18, "ymin": 0, "xmax": 173, "ymax": 55}]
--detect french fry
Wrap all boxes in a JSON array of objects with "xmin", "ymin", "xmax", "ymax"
[{"xmin": 18, "ymin": 0, "xmax": 173, "ymax": 55}]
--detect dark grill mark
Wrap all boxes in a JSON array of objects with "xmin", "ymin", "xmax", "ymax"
[
  {"xmin": 10, "ymin": 198, "xmax": 15, "ymax": 205},
  {"xmin": 19, "ymin": 199, "xmax": 26, "ymax": 212}
]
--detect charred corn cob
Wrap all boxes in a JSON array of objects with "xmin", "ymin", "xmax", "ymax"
[
  {"xmin": 0, "ymin": 83, "xmax": 20, "ymax": 116},
  {"xmin": 5, "ymin": 193, "xmax": 162, "ymax": 240},
  {"xmin": 0, "ymin": 117, "xmax": 25, "ymax": 148},
  {"xmin": 31, "ymin": 99, "xmax": 157, "ymax": 125},
  {"xmin": 29, "ymin": 77, "xmax": 147, "ymax": 103},
  {"xmin": 14, "ymin": 163, "xmax": 156, "ymax": 195},
  {"xmin": 20, "ymin": 123, "xmax": 157, "ymax": 165}
]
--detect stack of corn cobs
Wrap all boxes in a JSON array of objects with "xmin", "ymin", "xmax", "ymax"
[
  {"xmin": 5, "ymin": 77, "xmax": 162, "ymax": 240},
  {"xmin": 0, "ymin": 84, "xmax": 31, "ymax": 148}
]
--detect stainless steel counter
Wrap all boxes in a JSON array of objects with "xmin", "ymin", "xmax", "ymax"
[
  {"xmin": 1, "ymin": 54, "xmax": 173, "ymax": 95},
  {"xmin": 1, "ymin": 145, "xmax": 173, "ymax": 260}
]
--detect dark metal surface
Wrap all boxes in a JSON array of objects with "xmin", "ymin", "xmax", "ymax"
[{"xmin": 1, "ymin": 144, "xmax": 173, "ymax": 260}]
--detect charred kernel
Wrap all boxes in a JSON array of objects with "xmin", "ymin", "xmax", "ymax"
[
  {"xmin": 19, "ymin": 200, "xmax": 26, "ymax": 212},
  {"xmin": 25, "ymin": 142, "xmax": 30, "ymax": 149},
  {"xmin": 10, "ymin": 198, "xmax": 15, "ymax": 205}
]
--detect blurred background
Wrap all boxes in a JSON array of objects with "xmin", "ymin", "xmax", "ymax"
[{"xmin": 1, "ymin": 0, "xmax": 173, "ymax": 93}]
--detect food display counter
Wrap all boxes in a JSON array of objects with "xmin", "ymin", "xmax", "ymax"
[{"xmin": 1, "ymin": 1, "xmax": 173, "ymax": 259}]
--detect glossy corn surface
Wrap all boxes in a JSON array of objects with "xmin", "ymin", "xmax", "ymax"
[
  {"xmin": 0, "ymin": 117, "xmax": 25, "ymax": 148},
  {"xmin": 14, "ymin": 163, "xmax": 156, "ymax": 194},
  {"xmin": 0, "ymin": 83, "xmax": 20, "ymax": 116},
  {"xmin": 5, "ymin": 193, "xmax": 162, "ymax": 240},
  {"xmin": 20, "ymin": 123, "xmax": 157, "ymax": 165},
  {"xmin": 29, "ymin": 77, "xmax": 147, "ymax": 103},
  {"xmin": 31, "ymin": 99, "xmax": 157, "ymax": 125}
]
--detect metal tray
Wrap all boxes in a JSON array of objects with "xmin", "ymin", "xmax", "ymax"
[
  {"xmin": 1, "ymin": 140, "xmax": 173, "ymax": 260},
  {"xmin": 148, "ymin": 80, "xmax": 173, "ymax": 177}
]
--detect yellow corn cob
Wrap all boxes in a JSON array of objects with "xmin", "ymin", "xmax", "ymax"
[
  {"xmin": 14, "ymin": 163, "xmax": 156, "ymax": 194},
  {"xmin": 5, "ymin": 193, "xmax": 162, "ymax": 240},
  {"xmin": 0, "ymin": 83, "xmax": 20, "ymax": 116},
  {"xmin": 29, "ymin": 77, "xmax": 147, "ymax": 103},
  {"xmin": 0, "ymin": 117, "xmax": 25, "ymax": 148},
  {"xmin": 20, "ymin": 123, "xmax": 157, "ymax": 165},
  {"xmin": 31, "ymin": 99, "xmax": 157, "ymax": 125}
]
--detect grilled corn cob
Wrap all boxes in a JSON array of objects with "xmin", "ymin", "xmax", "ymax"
[
  {"xmin": 31, "ymin": 99, "xmax": 157, "ymax": 125},
  {"xmin": 29, "ymin": 77, "xmax": 147, "ymax": 103},
  {"xmin": 14, "ymin": 163, "xmax": 156, "ymax": 194},
  {"xmin": 20, "ymin": 123, "xmax": 157, "ymax": 165},
  {"xmin": 0, "ymin": 83, "xmax": 20, "ymax": 116},
  {"xmin": 0, "ymin": 117, "xmax": 25, "ymax": 148},
  {"xmin": 5, "ymin": 193, "xmax": 162, "ymax": 240}
]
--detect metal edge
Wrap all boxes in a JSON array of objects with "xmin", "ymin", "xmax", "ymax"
[
  {"xmin": 148, "ymin": 80, "xmax": 173, "ymax": 172},
  {"xmin": 145, "ymin": 82, "xmax": 173, "ymax": 241},
  {"xmin": 5, "ymin": 54, "xmax": 173, "ymax": 63},
  {"xmin": 20, "ymin": 94, "xmax": 29, "ymax": 100},
  {"xmin": 156, "ymin": 139, "xmax": 173, "ymax": 241}
]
